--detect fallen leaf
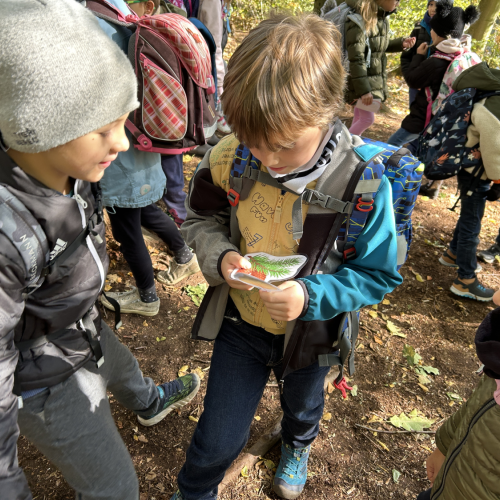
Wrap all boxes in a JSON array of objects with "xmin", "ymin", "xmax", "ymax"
[
  {"xmin": 138, "ymin": 435, "xmax": 148, "ymax": 443},
  {"xmin": 178, "ymin": 365, "xmax": 189, "ymax": 377},
  {"xmin": 372, "ymin": 304, "xmax": 379, "ymax": 310},
  {"xmin": 145, "ymin": 473, "xmax": 156, "ymax": 481},
  {"xmin": 156, "ymin": 336, "xmax": 166, "ymax": 342},
  {"xmin": 184, "ymin": 283, "xmax": 208, "ymax": 307},
  {"xmin": 418, "ymin": 383, "xmax": 429, "ymax": 392},
  {"xmin": 189, "ymin": 415, "xmax": 199, "ymax": 423},
  {"xmin": 183, "ymin": 307, "xmax": 190, "ymax": 311},
  {"xmin": 382, "ymin": 299, "xmax": 391, "ymax": 305},
  {"xmin": 389, "ymin": 412, "xmax": 434, "ymax": 432},
  {"xmin": 263, "ymin": 459, "xmax": 275, "ymax": 470},
  {"xmin": 376, "ymin": 439, "xmax": 389, "ymax": 452},
  {"xmin": 369, "ymin": 310, "xmax": 378, "ymax": 319},
  {"xmin": 415, "ymin": 274, "xmax": 424, "ymax": 282},
  {"xmin": 418, "ymin": 373, "xmax": 432, "ymax": 385},
  {"xmin": 387, "ymin": 321, "xmax": 406, "ymax": 337},
  {"xmin": 421, "ymin": 365, "xmax": 440, "ymax": 375},
  {"xmin": 367, "ymin": 415, "xmax": 383, "ymax": 424},
  {"xmin": 107, "ymin": 274, "xmax": 122, "ymax": 283},
  {"xmin": 104, "ymin": 284, "xmax": 112, "ymax": 292},
  {"xmin": 427, "ymin": 276, "xmax": 432, "ymax": 281},
  {"xmin": 403, "ymin": 344, "xmax": 422, "ymax": 366},
  {"xmin": 327, "ymin": 382, "xmax": 335, "ymax": 394},
  {"xmin": 192, "ymin": 366, "xmax": 205, "ymax": 380},
  {"xmin": 381, "ymin": 313, "xmax": 389, "ymax": 321},
  {"xmin": 351, "ymin": 385, "xmax": 358, "ymax": 397},
  {"xmin": 323, "ymin": 412, "xmax": 332, "ymax": 421},
  {"xmin": 392, "ymin": 469, "xmax": 401, "ymax": 483},
  {"xmin": 143, "ymin": 320, "xmax": 148, "ymax": 327},
  {"xmin": 240, "ymin": 465, "xmax": 249, "ymax": 478},
  {"xmin": 254, "ymin": 415, "xmax": 261, "ymax": 421},
  {"xmin": 446, "ymin": 392, "xmax": 463, "ymax": 402},
  {"xmin": 374, "ymin": 335, "xmax": 384, "ymax": 345}
]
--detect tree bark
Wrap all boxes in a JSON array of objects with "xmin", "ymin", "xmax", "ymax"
[{"xmin": 468, "ymin": 0, "xmax": 500, "ymax": 52}]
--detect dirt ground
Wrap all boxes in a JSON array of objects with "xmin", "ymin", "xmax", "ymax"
[{"xmin": 18, "ymin": 38, "xmax": 500, "ymax": 500}]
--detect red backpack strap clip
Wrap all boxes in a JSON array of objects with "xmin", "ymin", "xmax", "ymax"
[{"xmin": 334, "ymin": 377, "xmax": 353, "ymax": 399}]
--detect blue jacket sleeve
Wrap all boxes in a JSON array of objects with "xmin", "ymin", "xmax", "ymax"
[{"xmin": 298, "ymin": 175, "xmax": 403, "ymax": 321}]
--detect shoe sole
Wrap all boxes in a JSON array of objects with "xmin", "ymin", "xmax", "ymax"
[
  {"xmin": 100, "ymin": 298, "xmax": 159, "ymax": 317},
  {"xmin": 478, "ymin": 255, "xmax": 495, "ymax": 264},
  {"xmin": 450, "ymin": 285, "xmax": 493, "ymax": 302},
  {"xmin": 438, "ymin": 256, "xmax": 458, "ymax": 268},
  {"xmin": 272, "ymin": 483, "xmax": 304, "ymax": 500},
  {"xmin": 156, "ymin": 267, "xmax": 200, "ymax": 287},
  {"xmin": 137, "ymin": 374, "xmax": 201, "ymax": 427}
]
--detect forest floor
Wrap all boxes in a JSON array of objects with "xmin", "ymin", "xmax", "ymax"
[{"xmin": 18, "ymin": 31, "xmax": 500, "ymax": 500}]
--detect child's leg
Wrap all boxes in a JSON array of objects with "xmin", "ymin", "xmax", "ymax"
[
  {"xmin": 161, "ymin": 154, "xmax": 187, "ymax": 224},
  {"xmin": 387, "ymin": 127, "xmax": 420, "ymax": 147},
  {"xmin": 349, "ymin": 106, "xmax": 375, "ymax": 136},
  {"xmin": 177, "ymin": 315, "xmax": 279, "ymax": 499},
  {"xmin": 17, "ymin": 323, "xmax": 159, "ymax": 500},
  {"xmin": 276, "ymin": 362, "xmax": 330, "ymax": 448}
]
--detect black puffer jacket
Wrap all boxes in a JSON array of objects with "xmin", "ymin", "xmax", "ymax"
[
  {"xmin": 344, "ymin": 0, "xmax": 404, "ymax": 103},
  {"xmin": 400, "ymin": 49, "xmax": 450, "ymax": 133},
  {"xmin": 0, "ymin": 150, "xmax": 108, "ymax": 499},
  {"xmin": 400, "ymin": 18, "xmax": 432, "ymax": 83}
]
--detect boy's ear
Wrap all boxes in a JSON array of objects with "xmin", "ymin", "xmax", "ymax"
[{"xmin": 145, "ymin": 0, "xmax": 155, "ymax": 15}]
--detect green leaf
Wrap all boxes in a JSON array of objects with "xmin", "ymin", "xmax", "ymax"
[
  {"xmin": 184, "ymin": 283, "xmax": 208, "ymax": 307},
  {"xmin": 240, "ymin": 465, "xmax": 249, "ymax": 478},
  {"xmin": 421, "ymin": 365, "xmax": 440, "ymax": 375},
  {"xmin": 263, "ymin": 459, "xmax": 275, "ymax": 470},
  {"xmin": 387, "ymin": 320, "xmax": 406, "ymax": 337},
  {"xmin": 446, "ymin": 392, "xmax": 463, "ymax": 402},
  {"xmin": 403, "ymin": 344, "xmax": 422, "ymax": 366},
  {"xmin": 418, "ymin": 373, "xmax": 432, "ymax": 385},
  {"xmin": 351, "ymin": 385, "xmax": 358, "ymax": 397},
  {"xmin": 389, "ymin": 412, "xmax": 435, "ymax": 432},
  {"xmin": 392, "ymin": 469, "xmax": 401, "ymax": 483}
]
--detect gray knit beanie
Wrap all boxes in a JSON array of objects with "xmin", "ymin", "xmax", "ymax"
[{"xmin": 0, "ymin": 0, "xmax": 139, "ymax": 153}]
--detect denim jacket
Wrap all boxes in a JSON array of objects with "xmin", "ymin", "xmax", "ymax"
[{"xmin": 96, "ymin": 0, "xmax": 166, "ymax": 209}]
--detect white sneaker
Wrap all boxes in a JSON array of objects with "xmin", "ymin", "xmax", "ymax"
[
  {"xmin": 216, "ymin": 112, "xmax": 231, "ymax": 135},
  {"xmin": 101, "ymin": 288, "xmax": 160, "ymax": 316}
]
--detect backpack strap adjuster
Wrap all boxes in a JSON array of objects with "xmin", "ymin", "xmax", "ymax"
[
  {"xmin": 343, "ymin": 247, "xmax": 356, "ymax": 262},
  {"xmin": 227, "ymin": 188, "xmax": 240, "ymax": 207},
  {"xmin": 355, "ymin": 196, "xmax": 374, "ymax": 212}
]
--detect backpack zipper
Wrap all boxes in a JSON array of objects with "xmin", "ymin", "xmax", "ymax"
[{"xmin": 430, "ymin": 398, "xmax": 496, "ymax": 500}]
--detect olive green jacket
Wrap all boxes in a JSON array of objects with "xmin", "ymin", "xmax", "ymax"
[
  {"xmin": 344, "ymin": 0, "xmax": 403, "ymax": 103},
  {"xmin": 431, "ymin": 375, "xmax": 500, "ymax": 500}
]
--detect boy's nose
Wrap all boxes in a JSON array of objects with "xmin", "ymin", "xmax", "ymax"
[{"xmin": 114, "ymin": 130, "xmax": 130, "ymax": 154}]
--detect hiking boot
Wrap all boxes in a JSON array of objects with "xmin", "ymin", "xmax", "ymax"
[
  {"xmin": 138, "ymin": 373, "xmax": 200, "ymax": 427},
  {"xmin": 273, "ymin": 442, "xmax": 311, "ymax": 499},
  {"xmin": 439, "ymin": 251, "xmax": 482, "ymax": 272},
  {"xmin": 101, "ymin": 288, "xmax": 160, "ymax": 316},
  {"xmin": 450, "ymin": 277, "xmax": 494, "ymax": 302},
  {"xmin": 478, "ymin": 243, "xmax": 500, "ymax": 264},
  {"xmin": 167, "ymin": 208, "xmax": 184, "ymax": 228},
  {"xmin": 157, "ymin": 255, "xmax": 200, "ymax": 286}
]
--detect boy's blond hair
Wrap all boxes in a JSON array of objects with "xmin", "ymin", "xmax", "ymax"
[{"xmin": 221, "ymin": 13, "xmax": 345, "ymax": 152}]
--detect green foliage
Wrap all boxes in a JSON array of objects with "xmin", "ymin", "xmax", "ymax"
[
  {"xmin": 230, "ymin": 0, "xmax": 499, "ymax": 68},
  {"xmin": 184, "ymin": 283, "xmax": 208, "ymax": 306},
  {"xmin": 389, "ymin": 409, "xmax": 435, "ymax": 432},
  {"xmin": 249, "ymin": 255, "xmax": 302, "ymax": 278}
]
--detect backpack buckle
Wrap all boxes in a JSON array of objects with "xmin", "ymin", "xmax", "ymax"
[
  {"xmin": 227, "ymin": 189, "xmax": 240, "ymax": 207},
  {"xmin": 343, "ymin": 247, "xmax": 356, "ymax": 262},
  {"xmin": 334, "ymin": 377, "xmax": 353, "ymax": 399},
  {"xmin": 355, "ymin": 197, "xmax": 374, "ymax": 212}
]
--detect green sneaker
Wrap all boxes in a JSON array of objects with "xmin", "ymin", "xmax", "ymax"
[
  {"xmin": 101, "ymin": 288, "xmax": 159, "ymax": 316},
  {"xmin": 157, "ymin": 255, "xmax": 200, "ymax": 286},
  {"xmin": 138, "ymin": 373, "xmax": 200, "ymax": 427}
]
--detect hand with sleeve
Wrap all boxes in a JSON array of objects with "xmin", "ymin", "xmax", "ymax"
[{"xmin": 486, "ymin": 182, "xmax": 500, "ymax": 202}]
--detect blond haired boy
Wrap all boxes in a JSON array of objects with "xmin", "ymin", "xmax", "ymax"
[{"xmin": 174, "ymin": 13, "xmax": 402, "ymax": 500}]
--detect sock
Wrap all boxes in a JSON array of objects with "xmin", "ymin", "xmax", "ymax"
[
  {"xmin": 138, "ymin": 284, "xmax": 159, "ymax": 303},
  {"xmin": 174, "ymin": 244, "xmax": 193, "ymax": 265}
]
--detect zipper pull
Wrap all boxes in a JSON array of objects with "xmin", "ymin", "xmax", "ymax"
[
  {"xmin": 274, "ymin": 196, "xmax": 284, "ymax": 223},
  {"xmin": 73, "ymin": 194, "xmax": 88, "ymax": 209},
  {"xmin": 278, "ymin": 379, "xmax": 284, "ymax": 394}
]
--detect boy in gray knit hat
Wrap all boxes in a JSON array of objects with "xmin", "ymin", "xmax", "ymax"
[{"xmin": 0, "ymin": 1, "xmax": 199, "ymax": 499}]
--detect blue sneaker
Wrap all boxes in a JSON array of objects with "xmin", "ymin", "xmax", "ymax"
[
  {"xmin": 273, "ymin": 442, "xmax": 311, "ymax": 499},
  {"xmin": 169, "ymin": 490, "xmax": 184, "ymax": 500},
  {"xmin": 138, "ymin": 373, "xmax": 200, "ymax": 427},
  {"xmin": 450, "ymin": 277, "xmax": 494, "ymax": 302}
]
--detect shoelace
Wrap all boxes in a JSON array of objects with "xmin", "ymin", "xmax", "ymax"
[{"xmin": 282, "ymin": 446, "xmax": 308, "ymax": 477}]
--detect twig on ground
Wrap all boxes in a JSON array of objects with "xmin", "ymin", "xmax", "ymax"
[
  {"xmin": 192, "ymin": 358, "xmax": 211, "ymax": 364},
  {"xmin": 355, "ymin": 424, "xmax": 436, "ymax": 434}
]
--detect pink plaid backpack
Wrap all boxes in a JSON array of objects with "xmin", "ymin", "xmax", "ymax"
[{"xmin": 87, "ymin": 0, "xmax": 217, "ymax": 153}]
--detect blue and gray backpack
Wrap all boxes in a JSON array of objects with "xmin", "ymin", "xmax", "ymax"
[{"xmin": 227, "ymin": 132, "xmax": 423, "ymax": 395}]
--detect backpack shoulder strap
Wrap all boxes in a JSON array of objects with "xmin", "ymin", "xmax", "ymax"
[
  {"xmin": 0, "ymin": 185, "xmax": 49, "ymax": 295},
  {"xmin": 86, "ymin": 0, "xmax": 135, "ymax": 27}
]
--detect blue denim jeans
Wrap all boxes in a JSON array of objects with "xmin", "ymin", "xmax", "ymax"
[
  {"xmin": 176, "ymin": 302, "xmax": 330, "ymax": 500},
  {"xmin": 387, "ymin": 127, "xmax": 420, "ymax": 147},
  {"xmin": 449, "ymin": 171, "xmax": 491, "ymax": 279},
  {"xmin": 161, "ymin": 154, "xmax": 187, "ymax": 220}
]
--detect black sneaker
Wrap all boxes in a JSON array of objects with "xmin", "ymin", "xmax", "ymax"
[
  {"xmin": 439, "ymin": 251, "xmax": 482, "ymax": 272},
  {"xmin": 478, "ymin": 244, "xmax": 500, "ymax": 264},
  {"xmin": 138, "ymin": 373, "xmax": 200, "ymax": 427},
  {"xmin": 450, "ymin": 277, "xmax": 494, "ymax": 302}
]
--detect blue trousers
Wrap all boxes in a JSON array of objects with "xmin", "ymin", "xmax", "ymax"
[
  {"xmin": 176, "ymin": 302, "xmax": 330, "ymax": 500},
  {"xmin": 161, "ymin": 154, "xmax": 187, "ymax": 220},
  {"xmin": 387, "ymin": 127, "xmax": 420, "ymax": 147},
  {"xmin": 449, "ymin": 171, "xmax": 491, "ymax": 279}
]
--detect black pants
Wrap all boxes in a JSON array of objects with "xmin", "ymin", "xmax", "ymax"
[{"xmin": 107, "ymin": 203, "xmax": 185, "ymax": 290}]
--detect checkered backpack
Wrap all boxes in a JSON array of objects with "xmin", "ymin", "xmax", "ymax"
[{"xmin": 88, "ymin": 0, "xmax": 217, "ymax": 154}]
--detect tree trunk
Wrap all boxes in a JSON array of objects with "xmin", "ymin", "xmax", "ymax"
[
  {"xmin": 468, "ymin": 0, "xmax": 500, "ymax": 52},
  {"xmin": 314, "ymin": 0, "xmax": 327, "ymax": 15}
]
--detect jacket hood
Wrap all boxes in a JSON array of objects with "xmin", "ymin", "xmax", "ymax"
[
  {"xmin": 453, "ymin": 61, "xmax": 500, "ymax": 93},
  {"xmin": 475, "ymin": 307, "xmax": 500, "ymax": 379}
]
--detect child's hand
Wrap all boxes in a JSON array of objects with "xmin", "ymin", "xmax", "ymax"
[
  {"xmin": 426, "ymin": 448, "xmax": 446, "ymax": 485},
  {"xmin": 417, "ymin": 42, "xmax": 429, "ymax": 55},
  {"xmin": 259, "ymin": 281, "xmax": 305, "ymax": 322},
  {"xmin": 403, "ymin": 37, "xmax": 416, "ymax": 49},
  {"xmin": 361, "ymin": 93, "xmax": 373, "ymax": 106},
  {"xmin": 220, "ymin": 251, "xmax": 254, "ymax": 290}
]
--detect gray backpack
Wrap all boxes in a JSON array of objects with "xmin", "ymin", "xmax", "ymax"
[{"xmin": 320, "ymin": 0, "xmax": 371, "ymax": 69}]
